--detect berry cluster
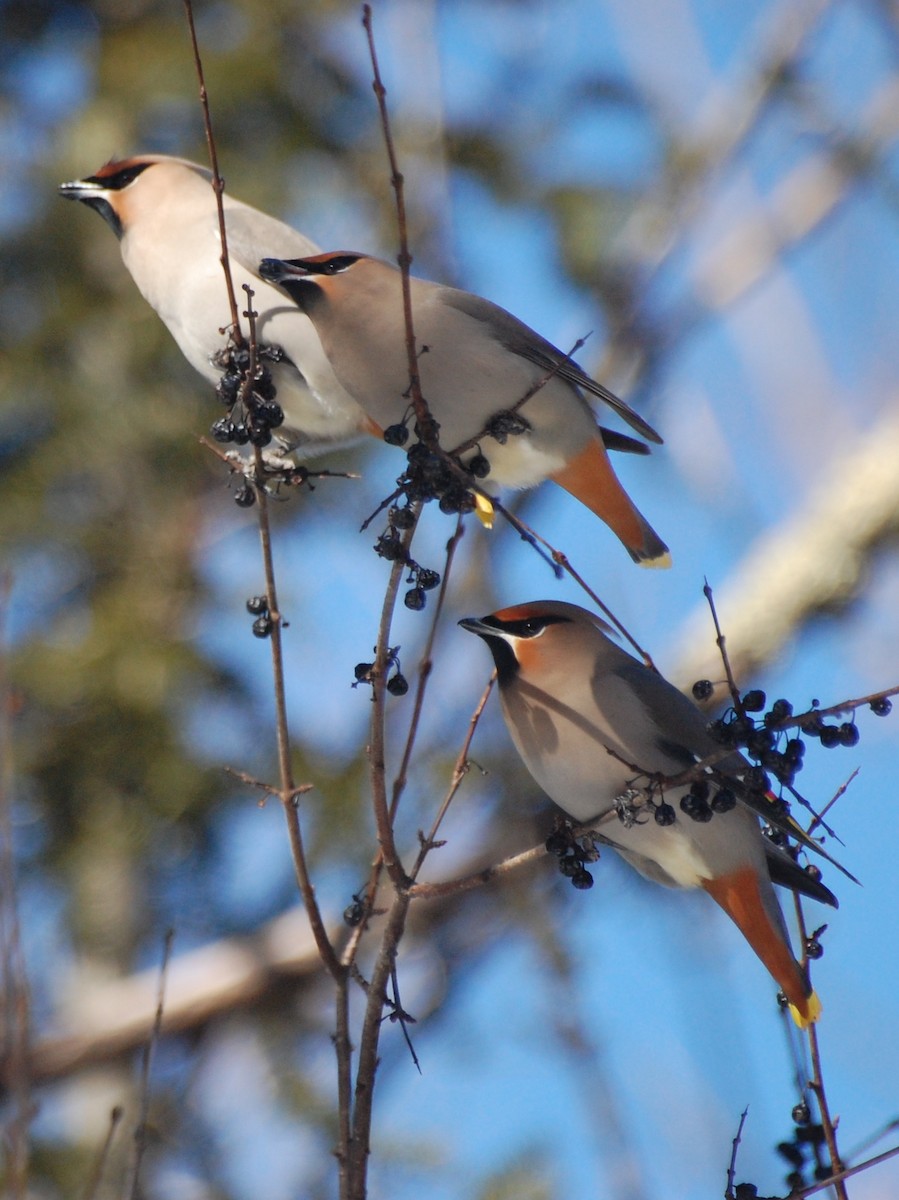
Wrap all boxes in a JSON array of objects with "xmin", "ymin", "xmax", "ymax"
[
  {"xmin": 209, "ymin": 343, "xmax": 285, "ymax": 451},
  {"xmin": 373, "ymin": 509, "xmax": 442, "ymax": 613},
  {"xmin": 353, "ymin": 646, "xmax": 408, "ymax": 696},
  {"xmin": 775, "ymin": 1103, "xmax": 833, "ymax": 1191},
  {"xmin": 694, "ymin": 684, "xmax": 892, "ymax": 802},
  {"xmin": 246, "ymin": 594, "xmax": 274, "ymax": 639},
  {"xmin": 545, "ymin": 821, "xmax": 599, "ymax": 890}
]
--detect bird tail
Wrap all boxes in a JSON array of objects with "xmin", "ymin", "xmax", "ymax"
[
  {"xmin": 702, "ymin": 865, "xmax": 821, "ymax": 1028},
  {"xmin": 549, "ymin": 437, "xmax": 670, "ymax": 567}
]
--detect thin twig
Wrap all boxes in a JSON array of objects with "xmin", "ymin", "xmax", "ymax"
[
  {"xmin": 127, "ymin": 929, "xmax": 174, "ymax": 1200},
  {"xmin": 409, "ymin": 673, "xmax": 496, "ymax": 882},
  {"xmin": 0, "ymin": 572, "xmax": 33, "ymax": 1200},
  {"xmin": 793, "ymin": 895, "xmax": 848, "ymax": 1199},
  {"xmin": 704, "ymin": 579, "xmax": 744, "ymax": 712},
  {"xmin": 182, "ymin": 0, "xmax": 243, "ymax": 342},
  {"xmin": 725, "ymin": 1106, "xmax": 750, "ymax": 1199},
  {"xmin": 806, "ymin": 768, "xmax": 860, "ymax": 838},
  {"xmin": 80, "ymin": 1106, "xmax": 124, "ymax": 1200},
  {"xmin": 796, "ymin": 1142, "xmax": 899, "ymax": 1197},
  {"xmin": 362, "ymin": 3, "xmax": 434, "ymax": 444}
]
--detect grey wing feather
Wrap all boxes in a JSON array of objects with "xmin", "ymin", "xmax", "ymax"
[
  {"xmin": 442, "ymin": 288, "xmax": 663, "ymax": 445},
  {"xmin": 223, "ymin": 205, "xmax": 321, "ymax": 278},
  {"xmin": 611, "ymin": 661, "xmax": 860, "ymax": 883}
]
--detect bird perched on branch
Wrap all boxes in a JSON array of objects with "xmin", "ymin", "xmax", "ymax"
[
  {"xmin": 460, "ymin": 600, "xmax": 843, "ymax": 1026},
  {"xmin": 59, "ymin": 155, "xmax": 371, "ymax": 456},
  {"xmin": 259, "ymin": 252, "xmax": 669, "ymax": 566}
]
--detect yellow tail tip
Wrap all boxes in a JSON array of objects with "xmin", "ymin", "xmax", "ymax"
[
  {"xmin": 474, "ymin": 492, "xmax": 495, "ymax": 529},
  {"xmin": 638, "ymin": 550, "xmax": 672, "ymax": 569},
  {"xmin": 789, "ymin": 989, "xmax": 823, "ymax": 1029}
]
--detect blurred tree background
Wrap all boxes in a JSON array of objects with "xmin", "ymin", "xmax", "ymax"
[{"xmin": 2, "ymin": 1, "xmax": 898, "ymax": 1198}]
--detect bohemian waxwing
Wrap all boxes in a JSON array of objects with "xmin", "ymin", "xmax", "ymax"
[
  {"xmin": 460, "ymin": 600, "xmax": 842, "ymax": 1026},
  {"xmin": 59, "ymin": 155, "xmax": 374, "ymax": 455},
  {"xmin": 258, "ymin": 252, "xmax": 670, "ymax": 566}
]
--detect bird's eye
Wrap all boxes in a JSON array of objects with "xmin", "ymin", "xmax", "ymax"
[
  {"xmin": 321, "ymin": 254, "xmax": 360, "ymax": 275},
  {"xmin": 520, "ymin": 619, "xmax": 546, "ymax": 637}
]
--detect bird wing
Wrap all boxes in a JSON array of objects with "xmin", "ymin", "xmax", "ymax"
[
  {"xmin": 223, "ymin": 204, "xmax": 321, "ymax": 280},
  {"xmin": 441, "ymin": 288, "xmax": 662, "ymax": 445},
  {"xmin": 605, "ymin": 660, "xmax": 858, "ymax": 882}
]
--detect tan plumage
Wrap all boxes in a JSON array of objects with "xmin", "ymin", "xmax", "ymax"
[
  {"xmin": 461, "ymin": 600, "xmax": 841, "ymax": 1026},
  {"xmin": 259, "ymin": 251, "xmax": 670, "ymax": 565},
  {"xmin": 59, "ymin": 156, "xmax": 371, "ymax": 455}
]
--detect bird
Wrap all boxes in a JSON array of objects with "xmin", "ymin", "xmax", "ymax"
[
  {"xmin": 59, "ymin": 155, "xmax": 373, "ymax": 456},
  {"xmin": 258, "ymin": 251, "xmax": 670, "ymax": 565},
  {"xmin": 460, "ymin": 599, "xmax": 842, "ymax": 1026}
]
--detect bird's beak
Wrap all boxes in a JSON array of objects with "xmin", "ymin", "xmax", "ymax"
[
  {"xmin": 458, "ymin": 616, "xmax": 498, "ymax": 639},
  {"xmin": 258, "ymin": 257, "xmax": 313, "ymax": 285},
  {"xmin": 58, "ymin": 177, "xmax": 105, "ymax": 202}
]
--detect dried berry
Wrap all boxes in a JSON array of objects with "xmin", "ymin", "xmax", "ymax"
[
  {"xmin": 654, "ymin": 802, "xmax": 676, "ymax": 826},
  {"xmin": 252, "ymin": 615, "xmax": 273, "ymax": 638},
  {"xmin": 711, "ymin": 787, "xmax": 736, "ymax": 813},
  {"xmin": 234, "ymin": 484, "xmax": 256, "ymax": 508},
  {"xmin": 792, "ymin": 1102, "xmax": 811, "ymax": 1125},
  {"xmin": 743, "ymin": 689, "xmax": 766, "ymax": 712},
  {"xmin": 692, "ymin": 679, "xmax": 714, "ymax": 701},
  {"xmin": 384, "ymin": 423, "xmax": 409, "ymax": 446},
  {"xmin": 246, "ymin": 596, "xmax": 268, "ymax": 615},
  {"xmin": 871, "ymin": 696, "xmax": 892, "ymax": 717},
  {"xmin": 387, "ymin": 673, "xmax": 409, "ymax": 697},
  {"xmin": 404, "ymin": 587, "xmax": 426, "ymax": 612},
  {"xmin": 571, "ymin": 869, "xmax": 594, "ymax": 890}
]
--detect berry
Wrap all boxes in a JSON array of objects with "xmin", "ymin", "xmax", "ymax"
[
  {"xmin": 217, "ymin": 373, "xmax": 240, "ymax": 404},
  {"xmin": 692, "ymin": 679, "xmax": 714, "ymax": 701},
  {"xmin": 838, "ymin": 722, "xmax": 859, "ymax": 747},
  {"xmin": 571, "ymin": 869, "xmax": 594, "ymax": 890},
  {"xmin": 383, "ymin": 423, "xmax": 409, "ymax": 446},
  {"xmin": 784, "ymin": 738, "xmax": 805, "ymax": 764},
  {"xmin": 689, "ymin": 780, "xmax": 710, "ymax": 802},
  {"xmin": 654, "ymin": 802, "xmax": 676, "ymax": 826},
  {"xmin": 404, "ymin": 587, "xmax": 426, "ymax": 611},
  {"xmin": 375, "ymin": 533, "xmax": 404, "ymax": 562},
  {"xmin": 246, "ymin": 596, "xmax": 268, "ymax": 615},
  {"xmin": 247, "ymin": 423, "xmax": 272, "ymax": 447},
  {"xmin": 343, "ymin": 899, "xmax": 365, "ymax": 927},
  {"xmin": 252, "ymin": 615, "xmax": 273, "ymax": 638},
  {"xmin": 234, "ymin": 484, "xmax": 256, "ymax": 508},
  {"xmin": 819, "ymin": 725, "xmax": 841, "ymax": 748},
  {"xmin": 680, "ymin": 794, "xmax": 712, "ymax": 822},
  {"xmin": 777, "ymin": 1141, "xmax": 805, "ymax": 1169},
  {"xmin": 545, "ymin": 831, "xmax": 569, "ymax": 856},
  {"xmin": 792, "ymin": 1102, "xmax": 811, "ymax": 1125},
  {"xmin": 387, "ymin": 673, "xmax": 409, "ymax": 697},
  {"xmin": 211, "ymin": 417, "xmax": 236, "ymax": 443},
  {"xmin": 417, "ymin": 569, "xmax": 441, "ymax": 591},
  {"xmin": 711, "ymin": 787, "xmax": 736, "ymax": 813},
  {"xmin": 871, "ymin": 696, "xmax": 892, "ymax": 717},
  {"xmin": 354, "ymin": 662, "xmax": 373, "ymax": 683},
  {"xmin": 804, "ymin": 863, "xmax": 822, "ymax": 883},
  {"xmin": 742, "ymin": 689, "xmax": 766, "ymax": 712},
  {"xmin": 468, "ymin": 453, "xmax": 491, "ymax": 478},
  {"xmin": 805, "ymin": 939, "xmax": 823, "ymax": 960},
  {"xmin": 765, "ymin": 698, "xmax": 794, "ymax": 725},
  {"xmin": 389, "ymin": 506, "xmax": 416, "ymax": 531}
]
